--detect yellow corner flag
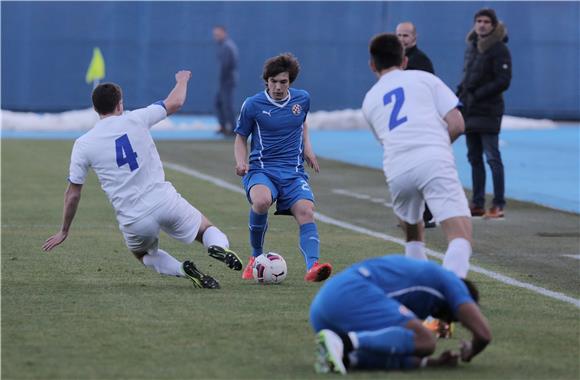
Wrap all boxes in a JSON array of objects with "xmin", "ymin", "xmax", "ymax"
[{"xmin": 85, "ymin": 47, "xmax": 105, "ymax": 85}]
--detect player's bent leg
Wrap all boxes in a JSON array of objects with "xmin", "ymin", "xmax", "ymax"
[{"xmin": 241, "ymin": 184, "xmax": 273, "ymax": 279}]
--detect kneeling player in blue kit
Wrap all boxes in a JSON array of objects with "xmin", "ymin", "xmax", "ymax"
[{"xmin": 310, "ymin": 255, "xmax": 491, "ymax": 373}]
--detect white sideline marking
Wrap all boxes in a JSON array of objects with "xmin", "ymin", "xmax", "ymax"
[
  {"xmin": 164, "ymin": 161, "xmax": 580, "ymax": 309},
  {"xmin": 562, "ymin": 254, "xmax": 580, "ymax": 260},
  {"xmin": 332, "ymin": 189, "xmax": 393, "ymax": 208}
]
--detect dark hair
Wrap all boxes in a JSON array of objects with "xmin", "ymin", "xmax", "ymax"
[
  {"xmin": 474, "ymin": 8, "xmax": 498, "ymax": 26},
  {"xmin": 92, "ymin": 83, "xmax": 122, "ymax": 115},
  {"xmin": 369, "ymin": 33, "xmax": 404, "ymax": 72},
  {"xmin": 262, "ymin": 53, "xmax": 300, "ymax": 83},
  {"xmin": 462, "ymin": 278, "xmax": 480, "ymax": 304}
]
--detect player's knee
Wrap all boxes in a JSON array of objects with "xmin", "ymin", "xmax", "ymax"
[
  {"xmin": 252, "ymin": 197, "xmax": 272, "ymax": 213},
  {"xmin": 294, "ymin": 205, "xmax": 315, "ymax": 223}
]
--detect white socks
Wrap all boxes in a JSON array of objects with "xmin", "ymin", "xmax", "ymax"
[
  {"xmin": 443, "ymin": 238, "xmax": 472, "ymax": 278},
  {"xmin": 142, "ymin": 249, "xmax": 183, "ymax": 277},
  {"xmin": 405, "ymin": 241, "xmax": 427, "ymax": 260},
  {"xmin": 202, "ymin": 226, "xmax": 229, "ymax": 248}
]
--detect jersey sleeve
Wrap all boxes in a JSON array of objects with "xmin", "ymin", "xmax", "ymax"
[
  {"xmin": 68, "ymin": 140, "xmax": 89, "ymax": 185},
  {"xmin": 128, "ymin": 102, "xmax": 167, "ymax": 129},
  {"xmin": 431, "ymin": 76, "xmax": 460, "ymax": 118},
  {"xmin": 234, "ymin": 98, "xmax": 254, "ymax": 136}
]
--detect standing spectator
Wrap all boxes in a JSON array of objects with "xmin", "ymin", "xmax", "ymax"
[
  {"xmin": 396, "ymin": 21, "xmax": 436, "ymax": 228},
  {"xmin": 396, "ymin": 22, "xmax": 434, "ymax": 74},
  {"xmin": 212, "ymin": 25, "xmax": 238, "ymax": 136},
  {"xmin": 457, "ymin": 8, "xmax": 511, "ymax": 218}
]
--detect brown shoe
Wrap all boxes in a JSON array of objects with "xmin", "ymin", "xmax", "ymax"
[
  {"xmin": 469, "ymin": 205, "xmax": 485, "ymax": 217},
  {"xmin": 484, "ymin": 206, "xmax": 504, "ymax": 219}
]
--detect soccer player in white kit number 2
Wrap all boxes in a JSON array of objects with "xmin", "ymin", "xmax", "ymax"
[
  {"xmin": 42, "ymin": 70, "xmax": 242, "ymax": 289},
  {"xmin": 362, "ymin": 34, "xmax": 473, "ymax": 281}
]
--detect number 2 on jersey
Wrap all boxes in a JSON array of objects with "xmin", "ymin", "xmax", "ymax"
[
  {"xmin": 115, "ymin": 134, "xmax": 139, "ymax": 171},
  {"xmin": 383, "ymin": 87, "xmax": 408, "ymax": 130}
]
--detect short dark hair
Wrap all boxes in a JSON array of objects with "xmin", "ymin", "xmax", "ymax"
[
  {"xmin": 262, "ymin": 53, "xmax": 300, "ymax": 83},
  {"xmin": 369, "ymin": 33, "xmax": 404, "ymax": 72},
  {"xmin": 474, "ymin": 8, "xmax": 498, "ymax": 26},
  {"xmin": 462, "ymin": 278, "xmax": 480, "ymax": 304},
  {"xmin": 92, "ymin": 83, "xmax": 122, "ymax": 115}
]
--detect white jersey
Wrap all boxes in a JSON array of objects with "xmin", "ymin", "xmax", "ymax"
[
  {"xmin": 362, "ymin": 69, "xmax": 459, "ymax": 179},
  {"xmin": 69, "ymin": 103, "xmax": 177, "ymax": 225}
]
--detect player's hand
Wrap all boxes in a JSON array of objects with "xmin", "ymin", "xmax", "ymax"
[
  {"xmin": 459, "ymin": 340, "xmax": 474, "ymax": 362},
  {"xmin": 235, "ymin": 162, "xmax": 249, "ymax": 177},
  {"xmin": 433, "ymin": 350, "xmax": 459, "ymax": 367},
  {"xmin": 304, "ymin": 150, "xmax": 320, "ymax": 173},
  {"xmin": 42, "ymin": 231, "xmax": 68, "ymax": 252},
  {"xmin": 175, "ymin": 70, "xmax": 192, "ymax": 83}
]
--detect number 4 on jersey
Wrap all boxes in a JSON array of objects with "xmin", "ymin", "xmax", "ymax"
[
  {"xmin": 115, "ymin": 134, "xmax": 139, "ymax": 171},
  {"xmin": 383, "ymin": 87, "xmax": 408, "ymax": 130}
]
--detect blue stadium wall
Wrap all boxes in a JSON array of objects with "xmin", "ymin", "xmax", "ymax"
[{"xmin": 2, "ymin": 1, "xmax": 579, "ymax": 119}]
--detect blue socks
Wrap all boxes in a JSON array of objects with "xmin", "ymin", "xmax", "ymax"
[
  {"xmin": 249, "ymin": 209, "xmax": 268, "ymax": 257},
  {"xmin": 299, "ymin": 222, "xmax": 320, "ymax": 270}
]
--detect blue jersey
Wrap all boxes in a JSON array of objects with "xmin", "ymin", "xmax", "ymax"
[
  {"xmin": 235, "ymin": 88, "xmax": 310, "ymax": 173},
  {"xmin": 339, "ymin": 255, "xmax": 473, "ymax": 319}
]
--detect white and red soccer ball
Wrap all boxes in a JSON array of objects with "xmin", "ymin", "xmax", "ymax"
[{"xmin": 252, "ymin": 252, "xmax": 287, "ymax": 284}]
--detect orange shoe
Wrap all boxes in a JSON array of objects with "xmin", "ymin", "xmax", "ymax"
[
  {"xmin": 484, "ymin": 206, "xmax": 504, "ymax": 219},
  {"xmin": 423, "ymin": 317, "xmax": 454, "ymax": 339},
  {"xmin": 304, "ymin": 262, "xmax": 333, "ymax": 282},
  {"xmin": 242, "ymin": 256, "xmax": 256, "ymax": 280}
]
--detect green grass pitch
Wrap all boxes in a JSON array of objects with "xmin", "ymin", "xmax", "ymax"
[{"xmin": 2, "ymin": 140, "xmax": 579, "ymax": 379}]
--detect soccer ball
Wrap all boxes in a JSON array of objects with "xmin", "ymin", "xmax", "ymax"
[{"xmin": 252, "ymin": 252, "xmax": 287, "ymax": 284}]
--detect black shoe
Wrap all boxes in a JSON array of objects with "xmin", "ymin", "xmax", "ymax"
[
  {"xmin": 182, "ymin": 260, "xmax": 220, "ymax": 289},
  {"xmin": 207, "ymin": 245, "xmax": 243, "ymax": 271},
  {"xmin": 424, "ymin": 220, "xmax": 437, "ymax": 229}
]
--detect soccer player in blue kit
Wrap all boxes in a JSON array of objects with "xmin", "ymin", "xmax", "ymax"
[
  {"xmin": 234, "ymin": 53, "xmax": 332, "ymax": 282},
  {"xmin": 310, "ymin": 255, "xmax": 492, "ymax": 374}
]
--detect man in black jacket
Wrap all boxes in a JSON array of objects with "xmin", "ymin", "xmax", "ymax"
[
  {"xmin": 396, "ymin": 22, "xmax": 434, "ymax": 74},
  {"xmin": 457, "ymin": 8, "xmax": 511, "ymax": 219},
  {"xmin": 396, "ymin": 21, "xmax": 436, "ymax": 228}
]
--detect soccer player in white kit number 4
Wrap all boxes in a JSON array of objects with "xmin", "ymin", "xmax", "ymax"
[
  {"xmin": 42, "ymin": 70, "xmax": 243, "ymax": 289},
  {"xmin": 362, "ymin": 34, "xmax": 473, "ymax": 281}
]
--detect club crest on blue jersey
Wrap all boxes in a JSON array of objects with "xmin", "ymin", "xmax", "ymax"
[{"xmin": 292, "ymin": 104, "xmax": 302, "ymax": 116}]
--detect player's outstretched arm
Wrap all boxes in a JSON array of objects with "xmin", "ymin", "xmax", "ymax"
[
  {"xmin": 42, "ymin": 183, "xmax": 83, "ymax": 251},
  {"xmin": 444, "ymin": 108, "xmax": 465, "ymax": 143},
  {"xmin": 164, "ymin": 70, "xmax": 192, "ymax": 116},
  {"xmin": 455, "ymin": 302, "xmax": 492, "ymax": 362},
  {"xmin": 234, "ymin": 134, "xmax": 249, "ymax": 176},
  {"xmin": 302, "ymin": 121, "xmax": 320, "ymax": 173}
]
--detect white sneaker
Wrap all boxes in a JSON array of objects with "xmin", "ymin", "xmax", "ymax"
[{"xmin": 315, "ymin": 329, "xmax": 347, "ymax": 375}]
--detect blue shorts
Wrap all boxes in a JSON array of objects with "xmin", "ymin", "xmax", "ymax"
[
  {"xmin": 243, "ymin": 170, "xmax": 314, "ymax": 215},
  {"xmin": 309, "ymin": 269, "xmax": 416, "ymax": 334}
]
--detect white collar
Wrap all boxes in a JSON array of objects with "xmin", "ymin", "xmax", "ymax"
[{"xmin": 264, "ymin": 89, "xmax": 291, "ymax": 108}]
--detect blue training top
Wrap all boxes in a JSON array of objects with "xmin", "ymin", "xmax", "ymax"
[
  {"xmin": 346, "ymin": 255, "xmax": 475, "ymax": 319},
  {"xmin": 234, "ymin": 88, "xmax": 310, "ymax": 173}
]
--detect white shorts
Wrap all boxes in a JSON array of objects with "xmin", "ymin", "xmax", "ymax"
[
  {"xmin": 387, "ymin": 160, "xmax": 470, "ymax": 224},
  {"xmin": 119, "ymin": 193, "xmax": 202, "ymax": 253}
]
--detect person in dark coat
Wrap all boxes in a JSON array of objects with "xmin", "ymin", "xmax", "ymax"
[
  {"xmin": 457, "ymin": 9, "xmax": 511, "ymax": 218},
  {"xmin": 396, "ymin": 22, "xmax": 434, "ymax": 74},
  {"xmin": 213, "ymin": 25, "xmax": 239, "ymax": 136},
  {"xmin": 396, "ymin": 21, "xmax": 436, "ymax": 228}
]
